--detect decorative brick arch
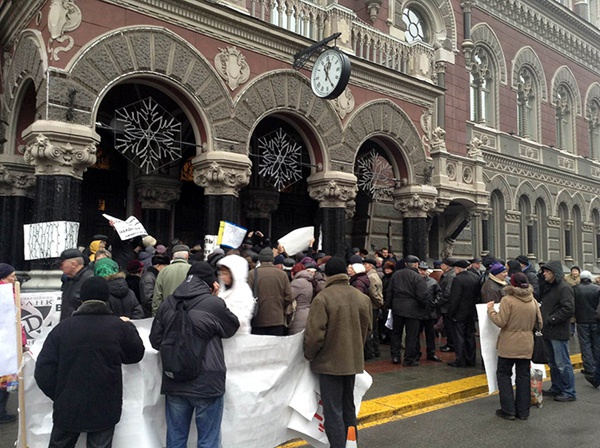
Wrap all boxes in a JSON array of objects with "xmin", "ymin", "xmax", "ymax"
[
  {"xmin": 511, "ymin": 47, "xmax": 548, "ymax": 102},
  {"xmin": 344, "ymin": 100, "xmax": 427, "ymax": 185},
  {"xmin": 584, "ymin": 82, "xmax": 600, "ymax": 120},
  {"xmin": 554, "ymin": 189, "xmax": 587, "ymax": 220},
  {"xmin": 397, "ymin": 0, "xmax": 458, "ymax": 54},
  {"xmin": 470, "ymin": 23, "xmax": 507, "ymax": 85},
  {"xmin": 588, "ymin": 196, "xmax": 600, "ymax": 222},
  {"xmin": 487, "ymin": 174, "xmax": 513, "ymax": 211},
  {"xmin": 57, "ymin": 26, "xmax": 230, "ymax": 137},
  {"xmin": 234, "ymin": 70, "xmax": 340, "ymax": 168},
  {"xmin": 514, "ymin": 180, "xmax": 553, "ymax": 216},
  {"xmin": 550, "ymin": 66, "xmax": 582, "ymax": 116}
]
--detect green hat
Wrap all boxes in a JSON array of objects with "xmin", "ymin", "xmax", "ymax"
[{"xmin": 94, "ymin": 258, "xmax": 119, "ymax": 277}]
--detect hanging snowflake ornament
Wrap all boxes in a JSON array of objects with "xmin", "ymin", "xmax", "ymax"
[
  {"xmin": 114, "ymin": 97, "xmax": 182, "ymax": 174},
  {"xmin": 356, "ymin": 149, "xmax": 395, "ymax": 200},
  {"xmin": 257, "ymin": 128, "xmax": 302, "ymax": 191}
]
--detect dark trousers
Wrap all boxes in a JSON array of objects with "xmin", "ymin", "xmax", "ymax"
[
  {"xmin": 364, "ymin": 309, "xmax": 381, "ymax": 358},
  {"xmin": 497, "ymin": 357, "xmax": 530, "ymax": 418},
  {"xmin": 452, "ymin": 319, "xmax": 476, "ymax": 366},
  {"xmin": 391, "ymin": 314, "xmax": 420, "ymax": 363},
  {"xmin": 417, "ymin": 319, "xmax": 437, "ymax": 356},
  {"xmin": 443, "ymin": 314, "xmax": 455, "ymax": 349},
  {"xmin": 49, "ymin": 425, "xmax": 115, "ymax": 448},
  {"xmin": 319, "ymin": 374, "xmax": 356, "ymax": 448},
  {"xmin": 0, "ymin": 389, "xmax": 8, "ymax": 417},
  {"xmin": 251, "ymin": 325, "xmax": 286, "ymax": 336}
]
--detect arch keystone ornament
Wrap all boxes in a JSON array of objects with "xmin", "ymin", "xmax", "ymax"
[{"xmin": 214, "ymin": 47, "xmax": 250, "ymax": 91}]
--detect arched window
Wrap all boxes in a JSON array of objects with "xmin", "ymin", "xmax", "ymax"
[
  {"xmin": 559, "ymin": 203, "xmax": 572, "ymax": 261},
  {"xmin": 402, "ymin": 7, "xmax": 427, "ymax": 43},
  {"xmin": 517, "ymin": 67, "xmax": 538, "ymax": 140},
  {"xmin": 593, "ymin": 209, "xmax": 600, "ymax": 262},
  {"xmin": 469, "ymin": 46, "xmax": 497, "ymax": 127},
  {"xmin": 535, "ymin": 198, "xmax": 547, "ymax": 262},
  {"xmin": 519, "ymin": 195, "xmax": 533, "ymax": 256},
  {"xmin": 490, "ymin": 190, "xmax": 505, "ymax": 259},
  {"xmin": 556, "ymin": 84, "xmax": 575, "ymax": 152},
  {"xmin": 573, "ymin": 205, "xmax": 583, "ymax": 264},
  {"xmin": 588, "ymin": 98, "xmax": 600, "ymax": 160}
]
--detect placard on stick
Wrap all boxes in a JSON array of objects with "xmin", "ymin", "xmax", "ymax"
[
  {"xmin": 23, "ymin": 221, "xmax": 79, "ymax": 260},
  {"xmin": 217, "ymin": 221, "xmax": 247, "ymax": 249}
]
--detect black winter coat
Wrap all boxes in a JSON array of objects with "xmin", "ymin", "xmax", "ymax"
[
  {"xmin": 539, "ymin": 261, "xmax": 574, "ymax": 341},
  {"xmin": 106, "ymin": 273, "xmax": 144, "ymax": 319},
  {"xmin": 60, "ymin": 266, "xmax": 94, "ymax": 321},
  {"xmin": 139, "ymin": 266, "xmax": 159, "ymax": 318},
  {"xmin": 523, "ymin": 264, "xmax": 540, "ymax": 300},
  {"xmin": 573, "ymin": 279, "xmax": 600, "ymax": 324},
  {"xmin": 425, "ymin": 276, "xmax": 442, "ymax": 319},
  {"xmin": 150, "ymin": 276, "xmax": 240, "ymax": 399},
  {"xmin": 437, "ymin": 270, "xmax": 456, "ymax": 314},
  {"xmin": 386, "ymin": 267, "xmax": 428, "ymax": 319},
  {"xmin": 35, "ymin": 300, "xmax": 145, "ymax": 432},
  {"xmin": 447, "ymin": 270, "xmax": 480, "ymax": 322}
]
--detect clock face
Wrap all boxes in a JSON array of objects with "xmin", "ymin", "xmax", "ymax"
[{"xmin": 311, "ymin": 48, "xmax": 351, "ymax": 100}]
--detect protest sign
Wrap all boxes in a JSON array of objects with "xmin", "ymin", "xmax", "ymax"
[
  {"xmin": 203, "ymin": 235, "xmax": 218, "ymax": 260},
  {"xmin": 217, "ymin": 221, "xmax": 247, "ymax": 249},
  {"xmin": 20, "ymin": 322, "xmax": 371, "ymax": 448},
  {"xmin": 20, "ymin": 291, "xmax": 62, "ymax": 341},
  {"xmin": 23, "ymin": 221, "xmax": 79, "ymax": 260},
  {"xmin": 278, "ymin": 226, "xmax": 314, "ymax": 256},
  {"xmin": 102, "ymin": 214, "xmax": 147, "ymax": 240},
  {"xmin": 0, "ymin": 283, "xmax": 18, "ymax": 376}
]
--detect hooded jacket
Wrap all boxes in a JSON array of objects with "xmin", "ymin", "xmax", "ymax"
[
  {"xmin": 105, "ymin": 272, "xmax": 144, "ymax": 319},
  {"xmin": 539, "ymin": 261, "xmax": 574, "ymax": 340},
  {"xmin": 488, "ymin": 285, "xmax": 542, "ymax": 359},
  {"xmin": 150, "ymin": 275, "xmax": 240, "ymax": 398},
  {"xmin": 217, "ymin": 254, "xmax": 256, "ymax": 335},
  {"xmin": 289, "ymin": 269, "xmax": 315, "ymax": 335}
]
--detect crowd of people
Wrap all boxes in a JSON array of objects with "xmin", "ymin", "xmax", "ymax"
[{"xmin": 3, "ymin": 222, "xmax": 600, "ymax": 446}]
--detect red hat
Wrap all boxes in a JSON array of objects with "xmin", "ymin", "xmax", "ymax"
[{"xmin": 126, "ymin": 259, "xmax": 144, "ymax": 274}]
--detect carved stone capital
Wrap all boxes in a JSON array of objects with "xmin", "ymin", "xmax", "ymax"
[
  {"xmin": 22, "ymin": 120, "xmax": 100, "ymax": 179},
  {"xmin": 346, "ymin": 200, "xmax": 356, "ymax": 219},
  {"xmin": 393, "ymin": 185, "xmax": 439, "ymax": 218},
  {"xmin": 193, "ymin": 151, "xmax": 252, "ymax": 196},
  {"xmin": 0, "ymin": 162, "xmax": 36, "ymax": 196},
  {"xmin": 243, "ymin": 189, "xmax": 280, "ymax": 219},
  {"xmin": 134, "ymin": 175, "xmax": 181, "ymax": 210},
  {"xmin": 307, "ymin": 172, "xmax": 358, "ymax": 208}
]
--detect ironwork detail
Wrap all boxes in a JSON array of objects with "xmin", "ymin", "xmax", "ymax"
[
  {"xmin": 114, "ymin": 97, "xmax": 182, "ymax": 174},
  {"xmin": 356, "ymin": 149, "xmax": 395, "ymax": 200},
  {"xmin": 293, "ymin": 32, "xmax": 341, "ymax": 71},
  {"xmin": 257, "ymin": 128, "xmax": 302, "ymax": 191}
]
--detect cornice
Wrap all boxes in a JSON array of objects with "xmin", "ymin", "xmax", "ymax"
[
  {"xmin": 476, "ymin": 0, "xmax": 600, "ymax": 75},
  {"xmin": 483, "ymin": 151, "xmax": 600, "ymax": 195},
  {"xmin": 0, "ymin": 0, "xmax": 46, "ymax": 47},
  {"xmin": 100, "ymin": 0, "xmax": 442, "ymax": 106}
]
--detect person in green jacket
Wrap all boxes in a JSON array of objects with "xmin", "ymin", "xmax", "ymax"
[{"xmin": 152, "ymin": 244, "xmax": 190, "ymax": 315}]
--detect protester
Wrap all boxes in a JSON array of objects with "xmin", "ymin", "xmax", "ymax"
[
  {"xmin": 363, "ymin": 258, "xmax": 384, "ymax": 359},
  {"xmin": 288, "ymin": 262, "xmax": 314, "ymax": 335},
  {"xmin": 303, "ymin": 256, "xmax": 372, "ymax": 448},
  {"xmin": 539, "ymin": 261, "xmax": 577, "ymax": 401},
  {"xmin": 34, "ymin": 276, "xmax": 145, "ymax": 447},
  {"xmin": 573, "ymin": 270, "xmax": 600, "ymax": 376},
  {"xmin": 348, "ymin": 256, "xmax": 370, "ymax": 295},
  {"xmin": 516, "ymin": 255, "xmax": 540, "ymax": 300},
  {"xmin": 150, "ymin": 261, "xmax": 239, "ymax": 448},
  {"xmin": 58, "ymin": 249, "xmax": 94, "ymax": 321},
  {"xmin": 94, "ymin": 258, "xmax": 144, "ymax": 319},
  {"xmin": 217, "ymin": 254, "xmax": 256, "ymax": 335},
  {"xmin": 152, "ymin": 244, "xmax": 191, "ymax": 315},
  {"xmin": 564, "ymin": 265, "xmax": 581, "ymax": 287},
  {"xmin": 437, "ymin": 258, "xmax": 457, "ymax": 353},
  {"xmin": 140, "ymin": 254, "xmax": 170, "ymax": 318},
  {"xmin": 248, "ymin": 247, "xmax": 292, "ymax": 336},
  {"xmin": 488, "ymin": 272, "xmax": 542, "ymax": 420},
  {"xmin": 125, "ymin": 259, "xmax": 144, "ymax": 302},
  {"xmin": 82, "ymin": 234, "xmax": 108, "ymax": 263},
  {"xmin": 481, "ymin": 262, "xmax": 508, "ymax": 303}
]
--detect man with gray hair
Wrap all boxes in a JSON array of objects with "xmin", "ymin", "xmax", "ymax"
[
  {"xmin": 58, "ymin": 249, "xmax": 94, "ymax": 321},
  {"xmin": 152, "ymin": 245, "xmax": 191, "ymax": 315}
]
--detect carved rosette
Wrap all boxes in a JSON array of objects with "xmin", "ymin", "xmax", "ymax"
[
  {"xmin": 22, "ymin": 120, "xmax": 100, "ymax": 179},
  {"xmin": 192, "ymin": 152, "xmax": 252, "ymax": 196},
  {"xmin": 0, "ymin": 163, "xmax": 36, "ymax": 196},
  {"xmin": 243, "ymin": 189, "xmax": 280, "ymax": 219},
  {"xmin": 134, "ymin": 176, "xmax": 181, "ymax": 210},
  {"xmin": 307, "ymin": 172, "xmax": 358, "ymax": 208},
  {"xmin": 393, "ymin": 185, "xmax": 439, "ymax": 218}
]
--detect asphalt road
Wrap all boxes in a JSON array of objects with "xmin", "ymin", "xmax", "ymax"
[{"xmin": 357, "ymin": 374, "xmax": 600, "ymax": 448}]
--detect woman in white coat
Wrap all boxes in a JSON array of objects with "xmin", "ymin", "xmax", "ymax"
[{"xmin": 217, "ymin": 254, "xmax": 256, "ymax": 334}]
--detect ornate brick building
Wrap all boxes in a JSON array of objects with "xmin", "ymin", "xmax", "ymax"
[{"xmin": 0, "ymin": 0, "xmax": 598, "ymax": 271}]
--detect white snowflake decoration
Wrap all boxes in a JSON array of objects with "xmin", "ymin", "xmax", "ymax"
[
  {"xmin": 357, "ymin": 149, "xmax": 395, "ymax": 200},
  {"xmin": 115, "ymin": 97, "xmax": 182, "ymax": 174},
  {"xmin": 257, "ymin": 128, "xmax": 302, "ymax": 191}
]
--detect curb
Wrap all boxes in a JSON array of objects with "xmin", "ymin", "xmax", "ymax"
[{"xmin": 279, "ymin": 353, "xmax": 583, "ymax": 447}]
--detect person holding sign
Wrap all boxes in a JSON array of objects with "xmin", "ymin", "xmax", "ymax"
[{"xmin": 0, "ymin": 263, "xmax": 19, "ymax": 424}]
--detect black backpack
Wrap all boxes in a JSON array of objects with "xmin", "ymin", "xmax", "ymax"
[{"xmin": 160, "ymin": 298, "xmax": 206, "ymax": 382}]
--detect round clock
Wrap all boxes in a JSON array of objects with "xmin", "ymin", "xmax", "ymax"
[{"xmin": 311, "ymin": 48, "xmax": 351, "ymax": 100}]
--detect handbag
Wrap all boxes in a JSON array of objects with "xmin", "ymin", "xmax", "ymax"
[{"xmin": 531, "ymin": 324, "xmax": 549, "ymax": 364}]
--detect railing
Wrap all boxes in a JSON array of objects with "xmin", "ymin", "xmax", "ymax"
[{"xmin": 246, "ymin": 0, "xmax": 435, "ymax": 81}]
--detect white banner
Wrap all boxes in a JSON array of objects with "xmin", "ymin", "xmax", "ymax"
[
  {"xmin": 217, "ymin": 221, "xmax": 247, "ymax": 249},
  {"xmin": 278, "ymin": 226, "xmax": 314, "ymax": 256},
  {"xmin": 102, "ymin": 214, "xmax": 147, "ymax": 240},
  {"xmin": 23, "ymin": 221, "xmax": 79, "ymax": 260},
  {"xmin": 19, "ymin": 320, "xmax": 371, "ymax": 448},
  {"xmin": 0, "ymin": 283, "xmax": 18, "ymax": 376},
  {"xmin": 477, "ymin": 303, "xmax": 546, "ymax": 394},
  {"xmin": 20, "ymin": 291, "xmax": 62, "ymax": 342}
]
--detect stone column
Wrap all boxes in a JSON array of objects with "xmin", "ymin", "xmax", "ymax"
[
  {"xmin": 135, "ymin": 175, "xmax": 181, "ymax": 244},
  {"xmin": 193, "ymin": 151, "xmax": 252, "ymax": 235},
  {"xmin": 393, "ymin": 185, "xmax": 438, "ymax": 260},
  {"xmin": 22, "ymin": 120, "xmax": 99, "ymax": 269},
  {"xmin": 0, "ymin": 162, "xmax": 36, "ymax": 268},
  {"xmin": 242, "ymin": 189, "xmax": 280, "ymax": 236},
  {"xmin": 308, "ymin": 171, "xmax": 357, "ymax": 257}
]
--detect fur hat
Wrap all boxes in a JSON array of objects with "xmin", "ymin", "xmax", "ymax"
[
  {"xmin": 325, "ymin": 256, "xmax": 347, "ymax": 276},
  {"xmin": 352, "ymin": 263, "xmax": 365, "ymax": 274},
  {"xmin": 188, "ymin": 261, "xmax": 216, "ymax": 286},
  {"xmin": 80, "ymin": 277, "xmax": 110, "ymax": 302},
  {"xmin": 142, "ymin": 235, "xmax": 157, "ymax": 248},
  {"xmin": 580, "ymin": 270, "xmax": 593, "ymax": 280},
  {"xmin": 258, "ymin": 247, "xmax": 274, "ymax": 262}
]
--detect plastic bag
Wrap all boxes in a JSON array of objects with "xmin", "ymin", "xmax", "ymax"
[
  {"xmin": 385, "ymin": 309, "xmax": 393, "ymax": 330},
  {"xmin": 530, "ymin": 368, "xmax": 543, "ymax": 408},
  {"xmin": 0, "ymin": 374, "xmax": 18, "ymax": 392}
]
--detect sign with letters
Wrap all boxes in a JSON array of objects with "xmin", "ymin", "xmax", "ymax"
[
  {"xmin": 102, "ymin": 214, "xmax": 148, "ymax": 240},
  {"xmin": 23, "ymin": 221, "xmax": 79, "ymax": 260}
]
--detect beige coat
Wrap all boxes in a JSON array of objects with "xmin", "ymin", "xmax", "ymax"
[
  {"xmin": 304, "ymin": 273, "xmax": 372, "ymax": 375},
  {"xmin": 488, "ymin": 285, "xmax": 542, "ymax": 359},
  {"xmin": 366, "ymin": 268, "xmax": 384, "ymax": 309}
]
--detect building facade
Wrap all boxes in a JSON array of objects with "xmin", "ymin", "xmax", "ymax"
[{"xmin": 0, "ymin": 0, "xmax": 598, "ymax": 271}]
